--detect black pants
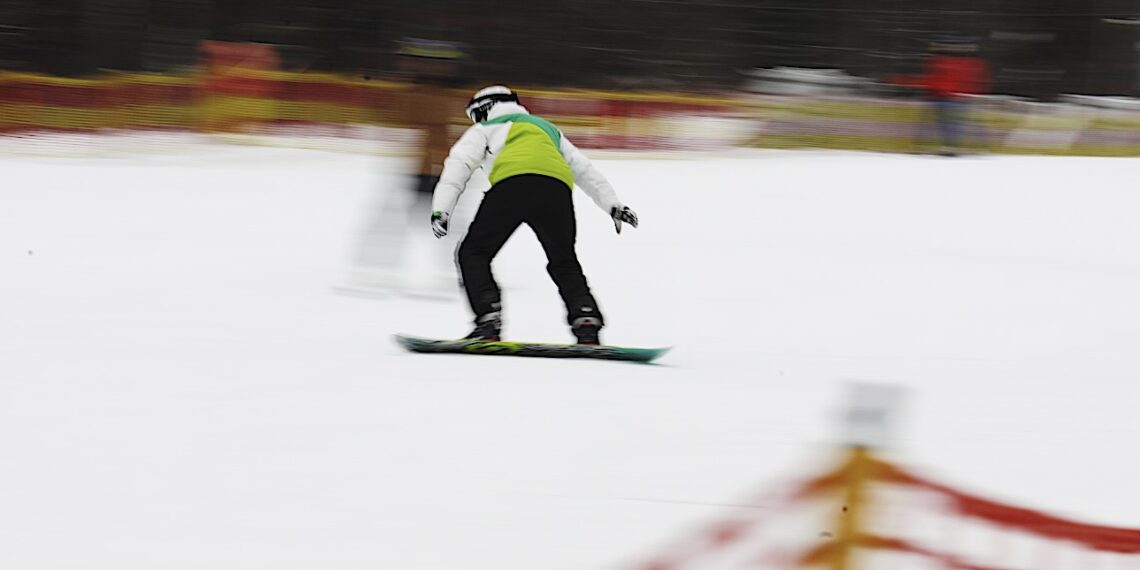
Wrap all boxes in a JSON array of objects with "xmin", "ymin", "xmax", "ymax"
[{"xmin": 458, "ymin": 174, "xmax": 603, "ymax": 326}]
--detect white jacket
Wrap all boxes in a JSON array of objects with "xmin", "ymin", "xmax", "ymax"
[{"xmin": 431, "ymin": 102, "xmax": 622, "ymax": 218}]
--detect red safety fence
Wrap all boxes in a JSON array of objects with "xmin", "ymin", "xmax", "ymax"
[{"xmin": 635, "ymin": 447, "xmax": 1140, "ymax": 570}]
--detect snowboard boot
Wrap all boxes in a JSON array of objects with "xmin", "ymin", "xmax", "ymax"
[
  {"xmin": 571, "ymin": 316, "xmax": 602, "ymax": 346},
  {"xmin": 465, "ymin": 312, "xmax": 502, "ymax": 341}
]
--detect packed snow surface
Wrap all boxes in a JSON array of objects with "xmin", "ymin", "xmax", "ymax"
[{"xmin": 3, "ymin": 144, "xmax": 1139, "ymax": 569}]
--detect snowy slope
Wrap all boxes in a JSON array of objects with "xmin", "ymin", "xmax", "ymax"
[{"xmin": 2, "ymin": 146, "xmax": 1139, "ymax": 570}]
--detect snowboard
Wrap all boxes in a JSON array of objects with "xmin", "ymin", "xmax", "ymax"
[{"xmin": 393, "ymin": 334, "xmax": 670, "ymax": 363}]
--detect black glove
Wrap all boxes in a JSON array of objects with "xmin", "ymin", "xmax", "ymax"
[
  {"xmin": 431, "ymin": 211, "xmax": 449, "ymax": 239},
  {"xmin": 610, "ymin": 205, "xmax": 638, "ymax": 234}
]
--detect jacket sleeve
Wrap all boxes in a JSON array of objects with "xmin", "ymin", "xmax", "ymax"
[
  {"xmin": 559, "ymin": 135, "xmax": 622, "ymax": 214},
  {"xmin": 431, "ymin": 125, "xmax": 488, "ymax": 216}
]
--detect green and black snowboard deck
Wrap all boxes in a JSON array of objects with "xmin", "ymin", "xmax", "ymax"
[{"xmin": 394, "ymin": 334, "xmax": 669, "ymax": 364}]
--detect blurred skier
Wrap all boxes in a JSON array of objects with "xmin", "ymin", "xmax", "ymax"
[
  {"xmin": 347, "ymin": 39, "xmax": 466, "ymax": 297},
  {"xmin": 429, "ymin": 86, "xmax": 639, "ymax": 345}
]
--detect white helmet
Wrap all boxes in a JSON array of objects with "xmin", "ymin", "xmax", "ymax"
[{"xmin": 465, "ymin": 85, "xmax": 519, "ymax": 123}]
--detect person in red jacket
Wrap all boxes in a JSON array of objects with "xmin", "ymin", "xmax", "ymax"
[{"xmin": 890, "ymin": 37, "xmax": 990, "ymax": 155}]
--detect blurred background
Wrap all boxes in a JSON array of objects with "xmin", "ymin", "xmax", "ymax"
[
  {"xmin": 1, "ymin": 0, "xmax": 1138, "ymax": 96},
  {"xmin": 4, "ymin": 3, "xmax": 1140, "ymax": 570},
  {"xmin": 1, "ymin": 0, "xmax": 1138, "ymax": 155}
]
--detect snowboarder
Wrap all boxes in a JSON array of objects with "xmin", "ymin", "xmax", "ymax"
[{"xmin": 429, "ymin": 85, "xmax": 639, "ymax": 345}]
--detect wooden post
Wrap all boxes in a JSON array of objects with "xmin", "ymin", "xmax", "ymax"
[
  {"xmin": 831, "ymin": 446, "xmax": 871, "ymax": 570},
  {"xmin": 830, "ymin": 383, "xmax": 904, "ymax": 570}
]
